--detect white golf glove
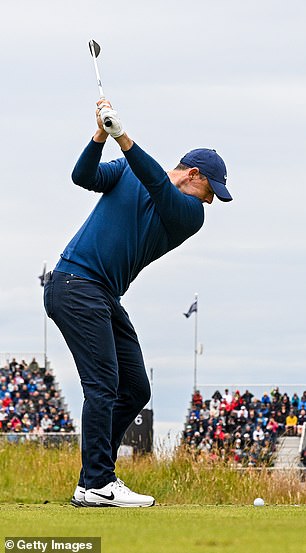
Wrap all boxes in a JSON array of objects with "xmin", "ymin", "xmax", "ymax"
[{"xmin": 100, "ymin": 107, "xmax": 124, "ymax": 138}]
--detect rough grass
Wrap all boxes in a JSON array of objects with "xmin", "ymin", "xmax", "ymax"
[{"xmin": 0, "ymin": 442, "xmax": 305, "ymax": 505}]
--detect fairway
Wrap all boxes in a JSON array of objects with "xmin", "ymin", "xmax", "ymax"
[{"xmin": 1, "ymin": 504, "xmax": 306, "ymax": 553}]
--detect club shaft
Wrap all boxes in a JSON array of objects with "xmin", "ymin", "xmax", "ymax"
[
  {"xmin": 89, "ymin": 41, "xmax": 112, "ymax": 126},
  {"xmin": 92, "ymin": 54, "xmax": 105, "ymax": 98}
]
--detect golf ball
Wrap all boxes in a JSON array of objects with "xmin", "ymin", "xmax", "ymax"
[{"xmin": 253, "ymin": 497, "xmax": 265, "ymax": 507}]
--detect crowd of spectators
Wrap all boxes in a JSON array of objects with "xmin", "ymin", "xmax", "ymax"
[
  {"xmin": 0, "ymin": 357, "xmax": 75, "ymax": 435},
  {"xmin": 183, "ymin": 387, "xmax": 306, "ymax": 466}
]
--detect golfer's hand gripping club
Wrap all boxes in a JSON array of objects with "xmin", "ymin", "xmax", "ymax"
[{"xmin": 96, "ymin": 99, "xmax": 124, "ymax": 138}]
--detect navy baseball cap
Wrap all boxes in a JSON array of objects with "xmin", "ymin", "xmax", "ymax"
[{"xmin": 180, "ymin": 148, "xmax": 233, "ymax": 202}]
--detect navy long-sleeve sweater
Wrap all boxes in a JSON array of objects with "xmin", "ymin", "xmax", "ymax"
[{"xmin": 55, "ymin": 139, "xmax": 204, "ymax": 297}]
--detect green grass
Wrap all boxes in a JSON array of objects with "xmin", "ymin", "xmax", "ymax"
[
  {"xmin": 1, "ymin": 443, "xmax": 306, "ymax": 552},
  {"xmin": 1, "ymin": 505, "xmax": 306, "ymax": 553}
]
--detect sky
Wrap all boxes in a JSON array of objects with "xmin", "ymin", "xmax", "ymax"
[{"xmin": 1, "ymin": 0, "xmax": 306, "ymax": 443}]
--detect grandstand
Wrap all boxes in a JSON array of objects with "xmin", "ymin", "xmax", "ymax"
[
  {"xmin": 0, "ymin": 353, "xmax": 153, "ymax": 454},
  {"xmin": 0, "ymin": 354, "xmax": 77, "ymax": 444},
  {"xmin": 183, "ymin": 385, "xmax": 306, "ymax": 468}
]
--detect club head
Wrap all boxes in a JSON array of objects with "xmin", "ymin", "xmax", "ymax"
[{"xmin": 89, "ymin": 39, "xmax": 101, "ymax": 58}]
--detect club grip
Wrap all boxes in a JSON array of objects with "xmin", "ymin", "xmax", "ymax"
[{"xmin": 104, "ymin": 118, "xmax": 112, "ymax": 127}]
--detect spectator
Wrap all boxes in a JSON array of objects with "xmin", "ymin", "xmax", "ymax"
[
  {"xmin": 20, "ymin": 384, "xmax": 30, "ymax": 399},
  {"xmin": 237, "ymin": 405, "xmax": 249, "ymax": 420},
  {"xmin": 241, "ymin": 424, "xmax": 252, "ymax": 447},
  {"xmin": 261, "ymin": 392, "xmax": 271, "ymax": 405},
  {"xmin": 214, "ymin": 424, "xmax": 225, "ymax": 447},
  {"xmin": 13, "ymin": 422, "xmax": 23, "ymax": 434},
  {"xmin": 27, "ymin": 379, "xmax": 37, "ymax": 394},
  {"xmin": 7, "ymin": 380, "xmax": 15, "ymax": 394},
  {"xmin": 222, "ymin": 389, "xmax": 232, "ymax": 405},
  {"xmin": 0, "ymin": 385, "xmax": 8, "ymax": 400},
  {"xmin": 257, "ymin": 412, "xmax": 268, "ymax": 428},
  {"xmin": 199, "ymin": 406, "xmax": 210, "ymax": 434},
  {"xmin": 271, "ymin": 395, "xmax": 281, "ymax": 412},
  {"xmin": 212, "ymin": 390, "xmax": 222, "ymax": 401},
  {"xmin": 271, "ymin": 387, "xmax": 282, "ymax": 402},
  {"xmin": 192, "ymin": 389, "xmax": 203, "ymax": 409},
  {"xmin": 227, "ymin": 415, "xmax": 237, "ymax": 435},
  {"xmin": 52, "ymin": 415, "xmax": 62, "ymax": 432},
  {"xmin": 48, "ymin": 391, "xmax": 61, "ymax": 409},
  {"xmin": 22, "ymin": 365, "xmax": 32, "ymax": 380},
  {"xmin": 297, "ymin": 409, "xmax": 306, "ymax": 436},
  {"xmin": 241, "ymin": 389, "xmax": 254, "ymax": 406},
  {"xmin": 188, "ymin": 413, "xmax": 199, "ymax": 434},
  {"xmin": 260, "ymin": 438, "xmax": 274, "ymax": 464},
  {"xmin": 0, "ymin": 407, "xmax": 8, "ymax": 431},
  {"xmin": 248, "ymin": 408, "xmax": 257, "ymax": 429},
  {"xmin": 253, "ymin": 425, "xmax": 264, "ymax": 443},
  {"xmin": 266, "ymin": 416, "xmax": 279, "ymax": 443},
  {"xmin": 231, "ymin": 390, "xmax": 242, "ymax": 411},
  {"xmin": 274, "ymin": 408, "xmax": 286, "ymax": 435},
  {"xmin": 232, "ymin": 438, "xmax": 242, "ymax": 463},
  {"xmin": 280, "ymin": 405, "xmax": 288, "ymax": 424},
  {"xmin": 9, "ymin": 358, "xmax": 19, "ymax": 372},
  {"xmin": 44, "ymin": 370, "xmax": 54, "ymax": 387},
  {"xmin": 3, "ymin": 392, "xmax": 12, "ymax": 408},
  {"xmin": 10, "ymin": 415, "xmax": 22, "ymax": 430},
  {"xmin": 198, "ymin": 436, "xmax": 212, "ymax": 455},
  {"xmin": 259, "ymin": 401, "xmax": 271, "ymax": 415},
  {"xmin": 31, "ymin": 424, "xmax": 44, "ymax": 436},
  {"xmin": 291, "ymin": 393, "xmax": 299, "ymax": 410},
  {"xmin": 285, "ymin": 409, "xmax": 298, "ymax": 436},
  {"xmin": 40, "ymin": 413, "xmax": 53, "ymax": 432},
  {"xmin": 14, "ymin": 398, "xmax": 26, "ymax": 417},
  {"xmin": 34, "ymin": 374, "xmax": 44, "ymax": 390},
  {"xmin": 60, "ymin": 413, "xmax": 74, "ymax": 431},
  {"xmin": 210, "ymin": 397, "xmax": 220, "ymax": 418},
  {"xmin": 21, "ymin": 413, "xmax": 33, "ymax": 433},
  {"xmin": 28, "ymin": 357, "xmax": 40, "ymax": 375},
  {"xmin": 282, "ymin": 394, "xmax": 291, "ymax": 414},
  {"xmin": 298, "ymin": 392, "xmax": 306, "ymax": 411},
  {"xmin": 193, "ymin": 431, "xmax": 202, "ymax": 446},
  {"xmin": 218, "ymin": 408, "xmax": 227, "ymax": 428},
  {"xmin": 13, "ymin": 372, "xmax": 24, "ymax": 386}
]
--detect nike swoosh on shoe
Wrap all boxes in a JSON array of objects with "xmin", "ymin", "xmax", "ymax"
[{"xmin": 91, "ymin": 491, "xmax": 115, "ymax": 500}]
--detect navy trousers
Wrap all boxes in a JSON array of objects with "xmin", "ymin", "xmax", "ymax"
[{"xmin": 44, "ymin": 271, "xmax": 151, "ymax": 489}]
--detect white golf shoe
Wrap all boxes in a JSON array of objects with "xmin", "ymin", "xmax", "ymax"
[
  {"xmin": 71, "ymin": 485, "xmax": 85, "ymax": 507},
  {"xmin": 84, "ymin": 478, "xmax": 155, "ymax": 508}
]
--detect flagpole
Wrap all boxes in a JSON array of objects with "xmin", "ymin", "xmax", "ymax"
[
  {"xmin": 44, "ymin": 310, "xmax": 48, "ymax": 370},
  {"xmin": 42, "ymin": 261, "xmax": 48, "ymax": 370},
  {"xmin": 150, "ymin": 367, "xmax": 154, "ymax": 411},
  {"xmin": 194, "ymin": 293, "xmax": 198, "ymax": 392}
]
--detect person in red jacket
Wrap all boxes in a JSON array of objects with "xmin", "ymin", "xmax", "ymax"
[
  {"xmin": 192, "ymin": 390, "xmax": 203, "ymax": 409},
  {"xmin": 2, "ymin": 393, "xmax": 12, "ymax": 408}
]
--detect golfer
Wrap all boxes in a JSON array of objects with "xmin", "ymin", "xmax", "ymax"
[{"xmin": 44, "ymin": 99, "xmax": 233, "ymax": 508}]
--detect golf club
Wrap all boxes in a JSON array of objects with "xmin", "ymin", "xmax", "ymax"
[{"xmin": 89, "ymin": 39, "xmax": 112, "ymax": 127}]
